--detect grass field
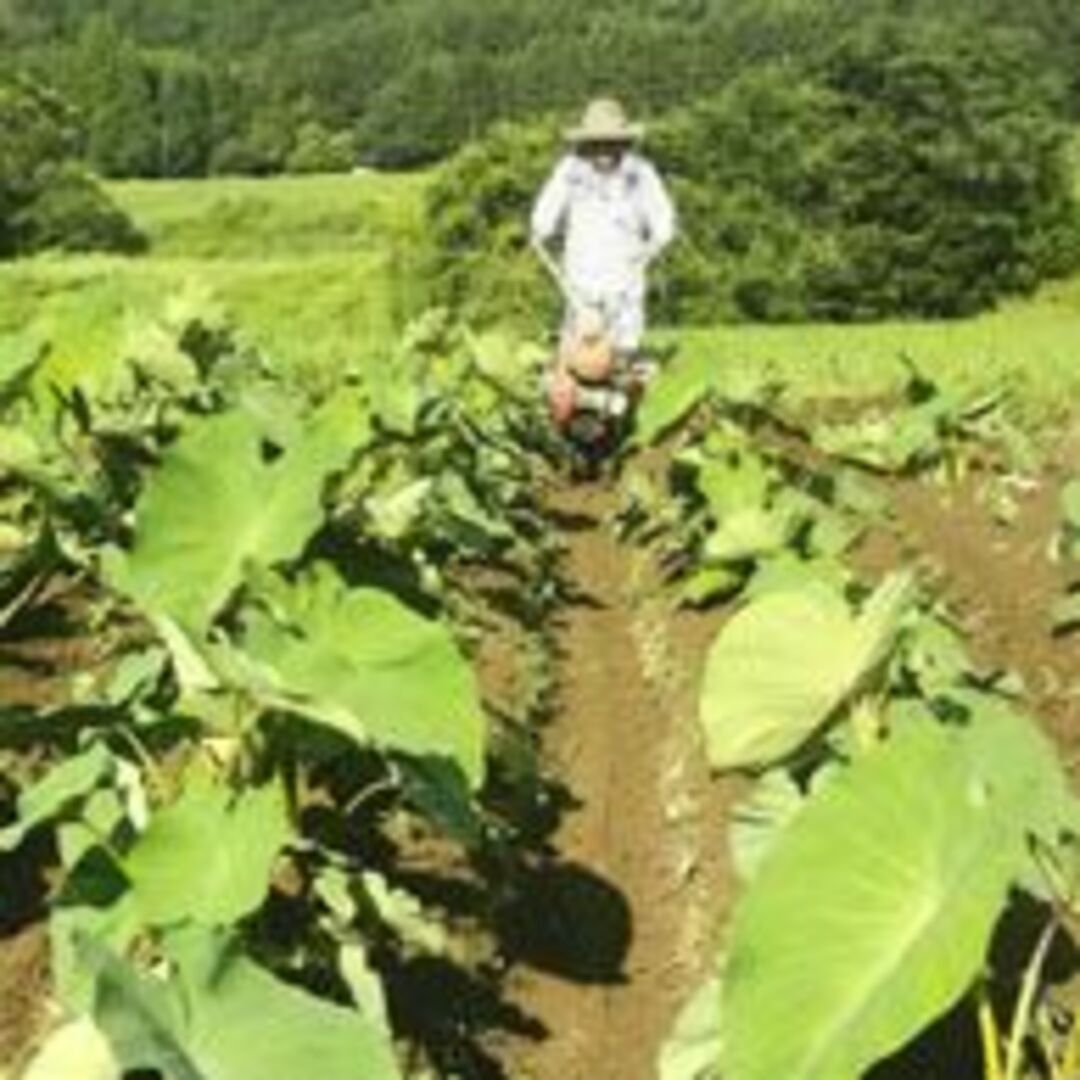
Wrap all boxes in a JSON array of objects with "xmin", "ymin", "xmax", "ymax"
[
  {"xmin": 0, "ymin": 172, "xmax": 428, "ymax": 388},
  {"xmin": 3, "ymin": 170, "xmax": 1080, "ymax": 416},
  {"xmin": 669, "ymin": 290, "xmax": 1080, "ymax": 421}
]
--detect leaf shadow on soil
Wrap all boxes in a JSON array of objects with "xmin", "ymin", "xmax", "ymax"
[
  {"xmin": 493, "ymin": 858, "xmax": 632, "ymax": 986},
  {"xmin": 296, "ymin": 724, "xmax": 635, "ymax": 1079}
]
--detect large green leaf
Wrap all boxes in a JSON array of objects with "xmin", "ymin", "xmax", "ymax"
[
  {"xmin": 244, "ymin": 565, "xmax": 485, "ymax": 786},
  {"xmin": 124, "ymin": 773, "xmax": 289, "ymax": 927},
  {"xmin": 107, "ymin": 394, "xmax": 361, "ymax": 631},
  {"xmin": 699, "ymin": 575, "xmax": 912, "ymax": 770},
  {"xmin": 87, "ymin": 927, "xmax": 401, "ymax": 1080},
  {"xmin": 722, "ymin": 710, "xmax": 1074, "ymax": 1080},
  {"xmin": 632, "ymin": 351, "xmax": 716, "ymax": 446}
]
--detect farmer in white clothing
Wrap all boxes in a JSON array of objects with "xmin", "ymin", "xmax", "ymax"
[{"xmin": 531, "ymin": 98, "xmax": 676, "ymax": 354}]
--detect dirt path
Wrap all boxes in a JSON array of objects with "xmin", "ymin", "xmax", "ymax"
[{"xmin": 502, "ymin": 483, "xmax": 734, "ymax": 1080}]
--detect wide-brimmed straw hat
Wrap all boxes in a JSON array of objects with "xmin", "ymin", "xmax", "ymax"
[{"xmin": 565, "ymin": 98, "xmax": 644, "ymax": 144}]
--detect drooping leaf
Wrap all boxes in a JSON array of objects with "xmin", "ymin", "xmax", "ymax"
[
  {"xmin": 679, "ymin": 565, "xmax": 744, "ymax": 609},
  {"xmin": 694, "ymin": 455, "xmax": 769, "ymax": 518},
  {"xmin": 87, "ymin": 927, "xmax": 402, "ymax": 1080},
  {"xmin": 243, "ymin": 565, "xmax": 485, "ymax": 786},
  {"xmin": 721, "ymin": 709, "xmax": 1075, "ymax": 1080},
  {"xmin": 633, "ymin": 351, "xmax": 716, "ymax": 446},
  {"xmin": 86, "ymin": 935, "xmax": 200, "ymax": 1080},
  {"xmin": 0, "ymin": 743, "xmax": 115, "ymax": 853},
  {"xmin": 124, "ymin": 772, "xmax": 289, "ymax": 927},
  {"xmin": 659, "ymin": 974, "xmax": 723, "ymax": 1080},
  {"xmin": 106, "ymin": 393, "xmax": 362, "ymax": 631},
  {"xmin": 699, "ymin": 575, "xmax": 912, "ymax": 770}
]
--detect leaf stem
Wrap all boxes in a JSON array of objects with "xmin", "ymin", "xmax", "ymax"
[
  {"xmin": 1003, "ymin": 917, "xmax": 1059, "ymax": 1080},
  {"xmin": 979, "ymin": 986, "xmax": 1005, "ymax": 1080}
]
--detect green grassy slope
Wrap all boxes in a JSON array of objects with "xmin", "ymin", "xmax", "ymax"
[
  {"xmin": 668, "ymin": 292, "xmax": 1080, "ymax": 420},
  {"xmin": 0, "ymin": 172, "xmax": 428, "ymax": 388},
  {"xmin": 2, "ymin": 168, "xmax": 1080, "ymax": 416}
]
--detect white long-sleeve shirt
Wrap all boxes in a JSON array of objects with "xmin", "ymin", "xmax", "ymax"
[{"xmin": 531, "ymin": 152, "xmax": 677, "ymax": 303}]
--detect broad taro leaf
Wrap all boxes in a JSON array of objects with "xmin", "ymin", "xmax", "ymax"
[
  {"xmin": 632, "ymin": 350, "xmax": 717, "ymax": 446},
  {"xmin": 722, "ymin": 708, "xmax": 1075, "ymax": 1080},
  {"xmin": 659, "ymin": 974, "xmax": 723, "ymax": 1080},
  {"xmin": 87, "ymin": 926, "xmax": 401, "ymax": 1080},
  {"xmin": 106, "ymin": 394, "xmax": 361, "ymax": 632},
  {"xmin": 123, "ymin": 772, "xmax": 289, "ymax": 927},
  {"xmin": 243, "ymin": 565, "xmax": 485, "ymax": 786},
  {"xmin": 699, "ymin": 574, "xmax": 912, "ymax": 770}
]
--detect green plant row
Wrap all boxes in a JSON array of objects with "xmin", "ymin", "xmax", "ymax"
[
  {"xmin": 0, "ymin": 303, "xmax": 559, "ymax": 1077},
  {"xmin": 629, "ymin": 358, "xmax": 1080, "ymax": 1080}
]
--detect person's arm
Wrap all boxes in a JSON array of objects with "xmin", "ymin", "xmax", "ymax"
[
  {"xmin": 638, "ymin": 159, "xmax": 677, "ymax": 262},
  {"xmin": 531, "ymin": 157, "xmax": 573, "ymax": 245}
]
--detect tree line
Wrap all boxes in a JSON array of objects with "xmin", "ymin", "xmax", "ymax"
[{"xmin": 2, "ymin": 0, "xmax": 1080, "ymax": 177}]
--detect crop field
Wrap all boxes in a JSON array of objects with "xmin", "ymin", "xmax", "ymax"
[
  {"xmin": 0, "ymin": 174, "xmax": 428, "ymax": 392},
  {"xmin": 1, "ymin": 171, "xmax": 1080, "ymax": 1080}
]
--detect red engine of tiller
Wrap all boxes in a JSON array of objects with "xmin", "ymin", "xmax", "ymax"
[{"xmin": 545, "ymin": 307, "xmax": 645, "ymax": 433}]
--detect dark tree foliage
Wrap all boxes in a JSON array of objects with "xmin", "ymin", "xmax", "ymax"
[
  {"xmin": 425, "ymin": 120, "xmax": 561, "ymax": 335},
  {"xmin": 427, "ymin": 20, "xmax": 1080, "ymax": 324},
  {"xmin": 3, "ymin": 0, "xmax": 1080, "ymax": 177},
  {"xmin": 0, "ymin": 75, "xmax": 144, "ymax": 257}
]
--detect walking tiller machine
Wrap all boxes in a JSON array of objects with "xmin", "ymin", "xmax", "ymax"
[{"xmin": 533, "ymin": 240, "xmax": 653, "ymax": 478}]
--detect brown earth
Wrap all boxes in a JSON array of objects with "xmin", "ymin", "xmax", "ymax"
[
  {"xmin": 496, "ymin": 482, "xmax": 735, "ymax": 1080},
  {"xmin": 0, "ymin": 926, "xmax": 49, "ymax": 1071},
  {"xmin": 855, "ymin": 422, "xmax": 1080, "ymax": 774},
  {"xmin": 0, "ymin": 588, "xmax": 106, "ymax": 1073}
]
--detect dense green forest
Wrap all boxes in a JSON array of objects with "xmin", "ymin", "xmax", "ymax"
[
  {"xmin": 3, "ymin": 0, "xmax": 1080, "ymax": 320},
  {"xmin": 2, "ymin": 0, "xmax": 1080, "ymax": 174}
]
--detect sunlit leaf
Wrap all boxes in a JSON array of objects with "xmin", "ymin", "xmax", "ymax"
[
  {"xmin": 722, "ymin": 708, "xmax": 1075, "ymax": 1080},
  {"xmin": 699, "ymin": 575, "xmax": 912, "ymax": 770},
  {"xmin": 243, "ymin": 565, "xmax": 485, "ymax": 786}
]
